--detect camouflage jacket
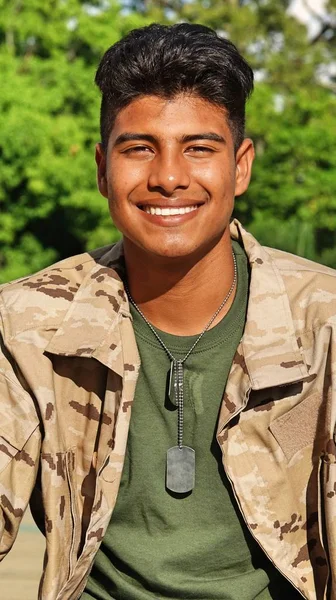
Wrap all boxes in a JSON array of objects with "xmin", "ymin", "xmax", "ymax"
[{"xmin": 0, "ymin": 220, "xmax": 335, "ymax": 600}]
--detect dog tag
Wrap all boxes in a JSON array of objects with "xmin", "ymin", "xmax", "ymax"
[{"xmin": 166, "ymin": 446, "xmax": 195, "ymax": 493}]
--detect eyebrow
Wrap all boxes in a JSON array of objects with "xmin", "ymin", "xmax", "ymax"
[
  {"xmin": 113, "ymin": 132, "xmax": 226, "ymax": 146},
  {"xmin": 181, "ymin": 133, "xmax": 226, "ymax": 144}
]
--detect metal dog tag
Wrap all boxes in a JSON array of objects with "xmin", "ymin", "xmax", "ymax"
[{"xmin": 166, "ymin": 446, "xmax": 195, "ymax": 493}]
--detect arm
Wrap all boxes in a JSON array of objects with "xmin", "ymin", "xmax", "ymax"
[{"xmin": 0, "ymin": 306, "xmax": 41, "ymax": 560}]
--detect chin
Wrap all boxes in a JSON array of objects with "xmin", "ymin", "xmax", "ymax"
[
  {"xmin": 144, "ymin": 240, "xmax": 211, "ymax": 262},
  {"xmin": 123, "ymin": 231, "xmax": 222, "ymax": 263}
]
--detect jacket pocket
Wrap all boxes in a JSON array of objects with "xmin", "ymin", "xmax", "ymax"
[
  {"xmin": 0, "ymin": 435, "xmax": 24, "ymax": 474},
  {"xmin": 269, "ymin": 393, "xmax": 322, "ymax": 462},
  {"xmin": 0, "ymin": 375, "xmax": 39, "ymax": 474},
  {"xmin": 0, "ymin": 425, "xmax": 38, "ymax": 474}
]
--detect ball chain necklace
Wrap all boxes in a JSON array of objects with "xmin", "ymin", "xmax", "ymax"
[{"xmin": 125, "ymin": 251, "xmax": 237, "ymax": 494}]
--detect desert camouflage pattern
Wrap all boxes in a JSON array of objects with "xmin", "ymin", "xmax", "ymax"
[{"xmin": 0, "ymin": 219, "xmax": 335, "ymax": 599}]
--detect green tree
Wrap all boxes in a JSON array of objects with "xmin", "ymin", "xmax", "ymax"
[{"xmin": 0, "ymin": 0, "xmax": 155, "ymax": 283}]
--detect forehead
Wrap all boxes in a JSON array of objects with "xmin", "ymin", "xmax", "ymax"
[{"xmin": 109, "ymin": 93, "xmax": 232, "ymax": 143}]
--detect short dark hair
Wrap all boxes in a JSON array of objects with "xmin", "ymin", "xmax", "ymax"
[{"xmin": 95, "ymin": 23, "xmax": 254, "ymax": 152}]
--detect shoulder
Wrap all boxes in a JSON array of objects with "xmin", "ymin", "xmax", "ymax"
[
  {"xmin": 0, "ymin": 243, "xmax": 123, "ymax": 337},
  {"xmin": 263, "ymin": 246, "xmax": 336, "ymax": 330},
  {"xmin": 265, "ymin": 245, "xmax": 336, "ymax": 281},
  {"xmin": 231, "ymin": 220, "xmax": 336, "ymax": 331}
]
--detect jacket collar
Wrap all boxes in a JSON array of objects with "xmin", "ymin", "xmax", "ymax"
[
  {"xmin": 46, "ymin": 223, "xmax": 309, "ymax": 387},
  {"xmin": 45, "ymin": 241, "xmax": 132, "ymax": 376},
  {"xmin": 230, "ymin": 219, "xmax": 309, "ymax": 389}
]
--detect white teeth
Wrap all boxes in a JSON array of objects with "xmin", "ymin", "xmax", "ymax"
[{"xmin": 144, "ymin": 205, "xmax": 198, "ymax": 216}]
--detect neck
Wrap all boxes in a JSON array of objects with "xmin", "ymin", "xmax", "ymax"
[{"xmin": 124, "ymin": 229, "xmax": 236, "ymax": 336}]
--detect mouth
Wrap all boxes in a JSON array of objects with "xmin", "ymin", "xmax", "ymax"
[
  {"xmin": 134, "ymin": 200, "xmax": 206, "ymax": 227},
  {"xmin": 140, "ymin": 204, "xmax": 200, "ymax": 216}
]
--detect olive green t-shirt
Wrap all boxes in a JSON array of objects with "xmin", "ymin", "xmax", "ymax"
[{"xmin": 82, "ymin": 241, "xmax": 301, "ymax": 600}]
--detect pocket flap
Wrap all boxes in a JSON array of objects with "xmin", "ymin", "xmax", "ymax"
[{"xmin": 0, "ymin": 375, "xmax": 39, "ymax": 452}]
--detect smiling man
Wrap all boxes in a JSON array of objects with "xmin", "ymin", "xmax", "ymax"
[{"xmin": 0, "ymin": 23, "xmax": 336, "ymax": 600}]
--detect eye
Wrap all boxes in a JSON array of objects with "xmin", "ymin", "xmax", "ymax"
[
  {"xmin": 186, "ymin": 145, "xmax": 215, "ymax": 155},
  {"xmin": 122, "ymin": 145, "xmax": 154, "ymax": 156}
]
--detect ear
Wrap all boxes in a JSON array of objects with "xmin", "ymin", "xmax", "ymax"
[
  {"xmin": 95, "ymin": 143, "xmax": 108, "ymax": 198},
  {"xmin": 234, "ymin": 138, "xmax": 254, "ymax": 197}
]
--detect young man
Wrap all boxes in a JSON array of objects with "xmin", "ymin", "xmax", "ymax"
[{"xmin": 0, "ymin": 23, "xmax": 335, "ymax": 600}]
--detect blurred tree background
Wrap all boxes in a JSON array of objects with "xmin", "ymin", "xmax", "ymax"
[{"xmin": 0, "ymin": 0, "xmax": 336, "ymax": 283}]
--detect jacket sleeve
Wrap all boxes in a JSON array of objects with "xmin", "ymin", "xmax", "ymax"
[
  {"xmin": 0, "ymin": 305, "xmax": 41, "ymax": 560},
  {"xmin": 323, "ymin": 323, "xmax": 336, "ymax": 599}
]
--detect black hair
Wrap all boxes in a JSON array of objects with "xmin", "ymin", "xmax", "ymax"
[{"xmin": 95, "ymin": 23, "xmax": 254, "ymax": 152}]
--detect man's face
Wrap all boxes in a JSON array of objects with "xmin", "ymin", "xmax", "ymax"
[{"xmin": 96, "ymin": 93, "xmax": 254, "ymax": 261}]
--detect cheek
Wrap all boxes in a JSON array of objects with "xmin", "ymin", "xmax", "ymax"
[
  {"xmin": 194, "ymin": 162, "xmax": 236, "ymax": 193},
  {"xmin": 107, "ymin": 160, "xmax": 147, "ymax": 196},
  {"xmin": 107, "ymin": 169, "xmax": 127, "ymax": 198}
]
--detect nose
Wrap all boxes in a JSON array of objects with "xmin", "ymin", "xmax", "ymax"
[{"xmin": 147, "ymin": 151, "xmax": 190, "ymax": 194}]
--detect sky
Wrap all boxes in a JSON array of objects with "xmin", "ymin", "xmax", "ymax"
[{"xmin": 289, "ymin": 0, "xmax": 327, "ymax": 36}]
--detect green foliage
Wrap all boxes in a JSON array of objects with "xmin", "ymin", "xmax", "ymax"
[
  {"xmin": 0, "ymin": 0, "xmax": 336, "ymax": 283},
  {"xmin": 0, "ymin": 1, "xmax": 123, "ymax": 284}
]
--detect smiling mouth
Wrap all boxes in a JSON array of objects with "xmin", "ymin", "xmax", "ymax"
[{"xmin": 140, "ymin": 204, "xmax": 199, "ymax": 216}]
